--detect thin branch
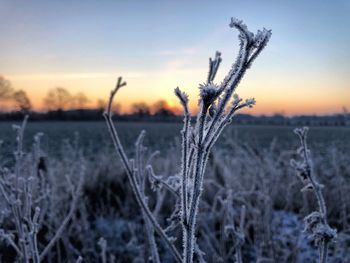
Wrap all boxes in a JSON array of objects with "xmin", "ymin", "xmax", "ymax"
[
  {"xmin": 146, "ymin": 165, "xmax": 180, "ymax": 198},
  {"xmin": 40, "ymin": 169, "xmax": 84, "ymax": 260},
  {"xmin": 293, "ymin": 127, "xmax": 336, "ymax": 263},
  {"xmin": 107, "ymin": 77, "xmax": 126, "ymax": 117},
  {"xmin": 175, "ymin": 87, "xmax": 191, "ymax": 224},
  {"xmin": 207, "ymin": 51, "xmax": 222, "ymax": 84},
  {"xmin": 0, "ymin": 230, "xmax": 23, "ymax": 257},
  {"xmin": 103, "ymin": 78, "xmax": 182, "ymax": 263}
]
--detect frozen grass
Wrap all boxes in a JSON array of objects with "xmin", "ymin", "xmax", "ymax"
[{"xmin": 0, "ymin": 120, "xmax": 349, "ymax": 262}]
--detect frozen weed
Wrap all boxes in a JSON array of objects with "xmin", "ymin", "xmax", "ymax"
[
  {"xmin": 291, "ymin": 127, "xmax": 337, "ymax": 263},
  {"xmin": 0, "ymin": 117, "xmax": 84, "ymax": 262},
  {"xmin": 104, "ymin": 18, "xmax": 271, "ymax": 263}
]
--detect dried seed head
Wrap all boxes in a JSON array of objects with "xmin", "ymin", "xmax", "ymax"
[
  {"xmin": 199, "ymin": 83, "xmax": 220, "ymax": 108},
  {"xmin": 245, "ymin": 98, "xmax": 256, "ymax": 108},
  {"xmin": 174, "ymin": 87, "xmax": 188, "ymax": 106},
  {"xmin": 229, "ymin": 18, "xmax": 254, "ymax": 43},
  {"xmin": 303, "ymin": 212, "xmax": 337, "ymax": 243},
  {"xmin": 301, "ymin": 183, "xmax": 314, "ymax": 192},
  {"xmin": 253, "ymin": 28, "xmax": 272, "ymax": 48}
]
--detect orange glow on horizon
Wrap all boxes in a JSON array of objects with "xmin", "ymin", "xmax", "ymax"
[
  {"xmin": 5, "ymin": 90, "xmax": 347, "ymax": 117},
  {"xmin": 3, "ymin": 71, "xmax": 349, "ymax": 117}
]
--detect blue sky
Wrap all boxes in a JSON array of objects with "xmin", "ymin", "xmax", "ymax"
[{"xmin": 0, "ymin": 0, "xmax": 349, "ymax": 114}]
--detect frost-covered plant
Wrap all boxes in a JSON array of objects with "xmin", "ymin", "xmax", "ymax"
[
  {"xmin": 174, "ymin": 17, "xmax": 270, "ymax": 263},
  {"xmin": 291, "ymin": 127, "xmax": 337, "ymax": 263},
  {"xmin": 105, "ymin": 78, "xmax": 182, "ymax": 262},
  {"xmin": 196, "ymin": 186, "xmax": 247, "ymax": 262},
  {"xmin": 225, "ymin": 204, "xmax": 246, "ymax": 263},
  {"xmin": 104, "ymin": 17, "xmax": 270, "ymax": 263},
  {"xmin": 0, "ymin": 117, "xmax": 84, "ymax": 263}
]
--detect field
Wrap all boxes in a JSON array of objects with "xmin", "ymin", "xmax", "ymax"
[
  {"xmin": 0, "ymin": 121, "xmax": 349, "ymax": 262},
  {"xmin": 1, "ymin": 121, "xmax": 349, "ymax": 154}
]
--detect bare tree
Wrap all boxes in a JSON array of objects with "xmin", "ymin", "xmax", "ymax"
[
  {"xmin": 43, "ymin": 87, "xmax": 72, "ymax": 111},
  {"xmin": 96, "ymin": 99, "xmax": 107, "ymax": 111},
  {"xmin": 0, "ymin": 75, "xmax": 14, "ymax": 100},
  {"xmin": 72, "ymin": 92, "xmax": 90, "ymax": 109},
  {"xmin": 131, "ymin": 102, "xmax": 150, "ymax": 116},
  {"xmin": 111, "ymin": 103, "xmax": 121, "ymax": 115},
  {"xmin": 13, "ymin": 90, "xmax": 32, "ymax": 113},
  {"xmin": 152, "ymin": 100, "xmax": 174, "ymax": 116}
]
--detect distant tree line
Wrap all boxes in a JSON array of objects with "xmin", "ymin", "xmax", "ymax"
[
  {"xmin": 0, "ymin": 75, "xmax": 349, "ymax": 125},
  {"xmin": 0, "ymin": 75, "xmax": 175, "ymax": 114},
  {"xmin": 0, "ymin": 75, "xmax": 178, "ymax": 121}
]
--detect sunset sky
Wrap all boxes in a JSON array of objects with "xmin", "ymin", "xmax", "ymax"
[{"xmin": 0, "ymin": 0, "xmax": 349, "ymax": 115}]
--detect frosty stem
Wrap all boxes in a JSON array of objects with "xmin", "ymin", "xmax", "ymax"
[
  {"xmin": 294, "ymin": 127, "xmax": 336, "ymax": 263},
  {"xmin": 104, "ymin": 77, "xmax": 182, "ymax": 263},
  {"xmin": 180, "ymin": 18, "xmax": 270, "ymax": 263}
]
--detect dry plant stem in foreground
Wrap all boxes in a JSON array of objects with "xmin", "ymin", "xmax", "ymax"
[
  {"xmin": 104, "ymin": 18, "xmax": 271, "ymax": 263},
  {"xmin": 179, "ymin": 18, "xmax": 270, "ymax": 263},
  {"xmin": 291, "ymin": 127, "xmax": 337, "ymax": 263},
  {"xmin": 0, "ymin": 116, "xmax": 84, "ymax": 263},
  {"xmin": 104, "ymin": 78, "xmax": 182, "ymax": 263}
]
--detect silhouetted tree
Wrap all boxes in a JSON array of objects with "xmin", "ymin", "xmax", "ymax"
[
  {"xmin": 0, "ymin": 75, "xmax": 14, "ymax": 100},
  {"xmin": 131, "ymin": 102, "xmax": 150, "ymax": 116},
  {"xmin": 43, "ymin": 87, "xmax": 72, "ymax": 111},
  {"xmin": 111, "ymin": 103, "xmax": 121, "ymax": 114},
  {"xmin": 13, "ymin": 90, "xmax": 32, "ymax": 113},
  {"xmin": 152, "ymin": 100, "xmax": 174, "ymax": 117},
  {"xmin": 96, "ymin": 99, "xmax": 107, "ymax": 111},
  {"xmin": 72, "ymin": 92, "xmax": 90, "ymax": 109}
]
